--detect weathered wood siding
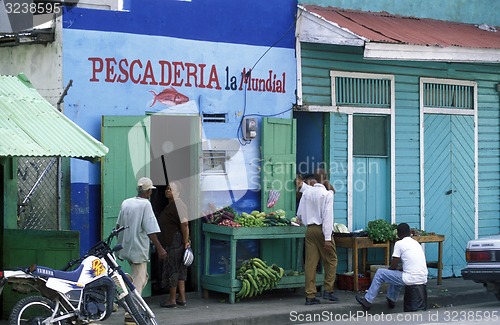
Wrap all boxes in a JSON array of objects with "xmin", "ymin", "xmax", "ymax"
[
  {"xmin": 330, "ymin": 113, "xmax": 348, "ymax": 225},
  {"xmin": 300, "ymin": 43, "xmax": 500, "ymax": 237}
]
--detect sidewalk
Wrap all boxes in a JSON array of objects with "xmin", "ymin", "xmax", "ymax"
[
  {"xmin": 0, "ymin": 277, "xmax": 491, "ymax": 324},
  {"xmin": 99, "ymin": 277, "xmax": 492, "ymax": 325}
]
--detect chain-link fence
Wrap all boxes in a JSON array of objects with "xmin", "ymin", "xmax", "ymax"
[{"xmin": 17, "ymin": 157, "xmax": 60, "ymax": 230}]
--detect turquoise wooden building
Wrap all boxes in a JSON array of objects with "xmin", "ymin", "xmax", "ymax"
[{"xmin": 295, "ymin": 4, "xmax": 500, "ymax": 278}]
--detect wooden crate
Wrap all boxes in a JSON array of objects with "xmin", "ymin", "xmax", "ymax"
[{"xmin": 336, "ymin": 273, "xmax": 371, "ymax": 291}]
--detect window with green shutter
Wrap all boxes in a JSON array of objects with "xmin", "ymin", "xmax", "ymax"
[
  {"xmin": 330, "ymin": 72, "xmax": 392, "ymax": 157},
  {"xmin": 334, "ymin": 76, "xmax": 391, "ymax": 108},
  {"xmin": 353, "ymin": 115, "xmax": 389, "ymax": 157}
]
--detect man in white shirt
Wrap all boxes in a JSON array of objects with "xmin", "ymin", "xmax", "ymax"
[
  {"xmin": 356, "ymin": 223, "xmax": 428, "ymax": 310},
  {"xmin": 296, "ymin": 174, "xmax": 338, "ymax": 305}
]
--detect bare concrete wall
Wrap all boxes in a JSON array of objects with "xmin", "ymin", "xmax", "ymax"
[{"xmin": 0, "ymin": 17, "xmax": 63, "ymax": 108}]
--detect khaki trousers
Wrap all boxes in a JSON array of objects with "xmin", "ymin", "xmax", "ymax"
[
  {"xmin": 305, "ymin": 225, "xmax": 338, "ymax": 298},
  {"xmin": 130, "ymin": 262, "xmax": 149, "ymax": 296}
]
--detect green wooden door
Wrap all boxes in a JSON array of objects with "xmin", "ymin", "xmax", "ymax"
[
  {"xmin": 102, "ymin": 116, "xmax": 150, "ymax": 237},
  {"xmin": 260, "ymin": 117, "xmax": 297, "ymax": 269},
  {"xmin": 260, "ymin": 117, "xmax": 297, "ymax": 216},
  {"xmin": 102, "ymin": 115, "xmax": 201, "ymax": 294},
  {"xmin": 102, "ymin": 115, "xmax": 152, "ymax": 294}
]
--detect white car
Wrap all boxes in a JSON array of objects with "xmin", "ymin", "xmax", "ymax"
[{"xmin": 461, "ymin": 234, "xmax": 500, "ymax": 301}]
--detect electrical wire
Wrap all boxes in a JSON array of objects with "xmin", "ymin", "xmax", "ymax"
[
  {"xmin": 249, "ymin": 10, "xmax": 301, "ymax": 73},
  {"xmin": 244, "ymin": 107, "xmax": 294, "ymax": 119},
  {"xmin": 237, "ymin": 9, "xmax": 303, "ymax": 145}
]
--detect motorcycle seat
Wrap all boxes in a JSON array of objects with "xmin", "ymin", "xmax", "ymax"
[{"xmin": 33, "ymin": 264, "xmax": 84, "ymax": 282}]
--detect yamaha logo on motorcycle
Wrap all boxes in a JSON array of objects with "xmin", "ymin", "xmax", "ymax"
[
  {"xmin": 34, "ymin": 268, "xmax": 55, "ymax": 277},
  {"xmin": 0, "ymin": 226, "xmax": 158, "ymax": 325}
]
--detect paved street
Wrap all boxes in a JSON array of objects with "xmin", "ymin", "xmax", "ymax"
[
  {"xmin": 306, "ymin": 300, "xmax": 500, "ymax": 324},
  {"xmin": 1, "ymin": 277, "xmax": 490, "ymax": 325}
]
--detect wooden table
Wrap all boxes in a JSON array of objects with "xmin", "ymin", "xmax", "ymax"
[
  {"xmin": 412, "ymin": 234, "xmax": 445, "ymax": 285},
  {"xmin": 333, "ymin": 236, "xmax": 391, "ymax": 291}
]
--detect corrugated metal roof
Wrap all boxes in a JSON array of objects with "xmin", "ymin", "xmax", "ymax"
[
  {"xmin": 0, "ymin": 74, "xmax": 108, "ymax": 162},
  {"xmin": 303, "ymin": 5, "xmax": 500, "ymax": 49}
]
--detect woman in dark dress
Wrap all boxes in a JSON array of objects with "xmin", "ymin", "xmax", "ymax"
[{"xmin": 157, "ymin": 181, "xmax": 190, "ymax": 307}]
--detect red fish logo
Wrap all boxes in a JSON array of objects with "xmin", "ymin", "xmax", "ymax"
[{"xmin": 149, "ymin": 87, "xmax": 189, "ymax": 107}]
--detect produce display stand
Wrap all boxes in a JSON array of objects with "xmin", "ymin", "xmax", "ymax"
[
  {"xmin": 201, "ymin": 223, "xmax": 324, "ymax": 303},
  {"xmin": 333, "ymin": 233, "xmax": 445, "ymax": 291},
  {"xmin": 412, "ymin": 234, "xmax": 445, "ymax": 285},
  {"xmin": 333, "ymin": 236, "xmax": 391, "ymax": 292}
]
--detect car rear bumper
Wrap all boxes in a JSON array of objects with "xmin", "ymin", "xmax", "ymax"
[{"xmin": 461, "ymin": 267, "xmax": 500, "ymax": 283}]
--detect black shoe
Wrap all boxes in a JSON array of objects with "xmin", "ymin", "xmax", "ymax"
[
  {"xmin": 355, "ymin": 295, "xmax": 372, "ymax": 310},
  {"xmin": 322, "ymin": 291, "xmax": 339, "ymax": 302},
  {"xmin": 305, "ymin": 297, "xmax": 321, "ymax": 305},
  {"xmin": 386, "ymin": 297, "xmax": 396, "ymax": 309}
]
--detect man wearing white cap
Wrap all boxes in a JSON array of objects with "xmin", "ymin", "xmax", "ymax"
[{"xmin": 117, "ymin": 177, "xmax": 167, "ymax": 297}]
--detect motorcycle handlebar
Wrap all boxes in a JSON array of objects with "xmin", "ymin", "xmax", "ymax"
[{"xmin": 110, "ymin": 226, "xmax": 127, "ymax": 238}]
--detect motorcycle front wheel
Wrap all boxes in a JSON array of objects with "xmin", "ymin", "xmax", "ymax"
[
  {"xmin": 9, "ymin": 295, "xmax": 64, "ymax": 325},
  {"xmin": 123, "ymin": 292, "xmax": 158, "ymax": 325}
]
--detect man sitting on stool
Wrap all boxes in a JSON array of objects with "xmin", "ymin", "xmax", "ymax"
[{"xmin": 355, "ymin": 223, "xmax": 428, "ymax": 310}]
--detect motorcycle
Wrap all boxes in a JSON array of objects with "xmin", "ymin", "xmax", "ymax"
[{"xmin": 0, "ymin": 226, "xmax": 158, "ymax": 325}]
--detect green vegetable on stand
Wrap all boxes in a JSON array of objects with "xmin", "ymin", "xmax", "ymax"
[{"xmin": 366, "ymin": 219, "xmax": 397, "ymax": 242}]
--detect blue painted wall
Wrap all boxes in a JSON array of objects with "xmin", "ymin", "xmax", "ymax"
[
  {"xmin": 70, "ymin": 183, "xmax": 101, "ymax": 256},
  {"xmin": 300, "ymin": 0, "xmax": 500, "ymax": 26},
  {"xmin": 65, "ymin": 1, "xmax": 296, "ymax": 47},
  {"xmin": 62, "ymin": 0, "xmax": 298, "ymax": 251}
]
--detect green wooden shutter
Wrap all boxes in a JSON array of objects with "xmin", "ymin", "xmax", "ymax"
[
  {"xmin": 101, "ymin": 115, "xmax": 151, "ymax": 295},
  {"xmin": 260, "ymin": 117, "xmax": 297, "ymax": 268},
  {"xmin": 102, "ymin": 116, "xmax": 150, "ymax": 237},
  {"xmin": 260, "ymin": 117, "xmax": 297, "ymax": 216}
]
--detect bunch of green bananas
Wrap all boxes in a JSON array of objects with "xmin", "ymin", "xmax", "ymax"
[{"xmin": 235, "ymin": 258, "xmax": 285, "ymax": 300}]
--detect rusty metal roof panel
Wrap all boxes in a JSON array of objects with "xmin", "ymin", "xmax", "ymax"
[
  {"xmin": 303, "ymin": 5, "xmax": 500, "ymax": 49},
  {"xmin": 0, "ymin": 74, "xmax": 108, "ymax": 162}
]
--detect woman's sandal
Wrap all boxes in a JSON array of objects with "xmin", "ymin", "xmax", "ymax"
[
  {"xmin": 176, "ymin": 300, "xmax": 187, "ymax": 306},
  {"xmin": 160, "ymin": 301, "xmax": 177, "ymax": 308}
]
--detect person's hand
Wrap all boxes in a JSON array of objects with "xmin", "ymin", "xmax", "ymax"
[
  {"xmin": 324, "ymin": 240, "xmax": 334, "ymax": 251},
  {"xmin": 184, "ymin": 241, "xmax": 191, "ymax": 250},
  {"xmin": 158, "ymin": 247, "xmax": 167, "ymax": 259}
]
